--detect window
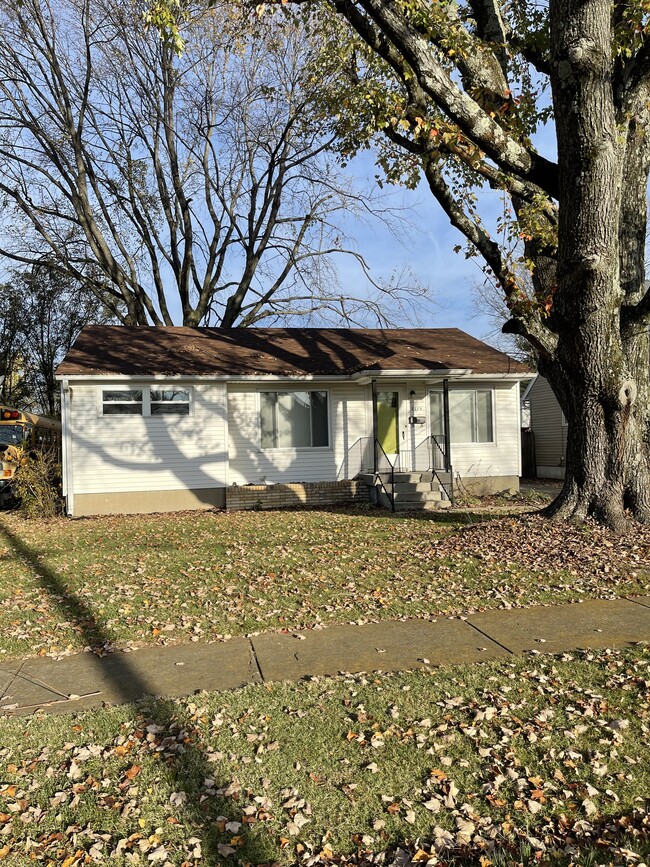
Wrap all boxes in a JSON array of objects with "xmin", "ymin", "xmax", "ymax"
[
  {"xmin": 151, "ymin": 388, "xmax": 190, "ymax": 415},
  {"xmin": 101, "ymin": 387, "xmax": 191, "ymax": 416},
  {"xmin": 0, "ymin": 425, "xmax": 22, "ymax": 446},
  {"xmin": 430, "ymin": 389, "xmax": 494, "ymax": 443},
  {"xmin": 102, "ymin": 390, "xmax": 143, "ymax": 415},
  {"xmin": 260, "ymin": 390, "xmax": 329, "ymax": 448}
]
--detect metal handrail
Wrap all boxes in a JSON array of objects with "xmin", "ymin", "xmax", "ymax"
[
  {"xmin": 373, "ymin": 438, "xmax": 396, "ymax": 511},
  {"xmin": 412, "ymin": 434, "xmax": 454, "ymax": 506},
  {"xmin": 346, "ymin": 434, "xmax": 455, "ymax": 511},
  {"xmin": 341, "ymin": 436, "xmax": 373, "ymax": 479},
  {"xmin": 429, "ymin": 433, "xmax": 454, "ymax": 505},
  {"xmin": 340, "ymin": 437, "xmax": 394, "ymax": 510}
]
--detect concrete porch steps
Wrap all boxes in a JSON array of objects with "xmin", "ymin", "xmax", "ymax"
[{"xmin": 359, "ymin": 471, "xmax": 452, "ymax": 512}]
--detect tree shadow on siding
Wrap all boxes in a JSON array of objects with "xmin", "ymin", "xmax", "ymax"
[{"xmin": 70, "ymin": 383, "xmax": 344, "ymax": 510}]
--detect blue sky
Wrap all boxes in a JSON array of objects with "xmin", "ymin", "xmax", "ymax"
[
  {"xmin": 336, "ymin": 116, "xmax": 558, "ymax": 348},
  {"xmin": 335, "ymin": 151, "xmax": 505, "ymax": 343}
]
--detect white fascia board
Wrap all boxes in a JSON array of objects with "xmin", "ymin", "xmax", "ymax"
[
  {"xmin": 55, "ymin": 373, "xmax": 348, "ymax": 383},
  {"xmin": 352, "ymin": 368, "xmax": 472, "ymax": 384},
  {"xmin": 431, "ymin": 372, "xmax": 530, "ymax": 382},
  {"xmin": 55, "ymin": 369, "xmax": 529, "ymax": 384},
  {"xmin": 352, "ymin": 368, "xmax": 471, "ymax": 380},
  {"xmin": 56, "ymin": 371, "xmax": 466, "ymax": 384}
]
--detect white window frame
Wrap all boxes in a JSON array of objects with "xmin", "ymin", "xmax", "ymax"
[
  {"xmin": 98, "ymin": 385, "xmax": 193, "ymax": 417},
  {"xmin": 429, "ymin": 388, "xmax": 496, "ymax": 445},
  {"xmin": 150, "ymin": 386, "xmax": 192, "ymax": 417},
  {"xmin": 258, "ymin": 388, "xmax": 331, "ymax": 450}
]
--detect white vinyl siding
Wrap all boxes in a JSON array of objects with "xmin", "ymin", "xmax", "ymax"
[
  {"xmin": 528, "ymin": 375, "xmax": 567, "ymax": 477},
  {"xmin": 436, "ymin": 382, "xmax": 521, "ymax": 478},
  {"xmin": 68, "ymin": 382, "xmax": 227, "ymax": 494},
  {"xmin": 227, "ymin": 382, "xmax": 369, "ymax": 485},
  {"xmin": 64, "ymin": 375, "xmax": 523, "ymax": 501}
]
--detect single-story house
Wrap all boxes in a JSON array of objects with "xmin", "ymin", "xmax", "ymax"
[
  {"xmin": 55, "ymin": 327, "xmax": 530, "ymax": 516},
  {"xmin": 523, "ymin": 374, "xmax": 567, "ymax": 479}
]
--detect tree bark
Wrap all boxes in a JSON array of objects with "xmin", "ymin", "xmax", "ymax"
[
  {"xmin": 540, "ymin": 328, "xmax": 650, "ymax": 529},
  {"xmin": 530, "ymin": 0, "xmax": 650, "ymax": 529}
]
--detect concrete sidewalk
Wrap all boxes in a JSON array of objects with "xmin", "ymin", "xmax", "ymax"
[{"xmin": 1, "ymin": 596, "xmax": 649, "ymax": 717}]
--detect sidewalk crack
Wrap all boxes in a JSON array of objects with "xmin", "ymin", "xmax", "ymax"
[
  {"xmin": 248, "ymin": 638, "xmax": 265, "ymax": 682},
  {"xmin": 625, "ymin": 596, "xmax": 650, "ymax": 610},
  {"xmin": 1, "ymin": 660, "xmax": 26, "ymax": 705},
  {"xmin": 465, "ymin": 620, "xmax": 514, "ymax": 655}
]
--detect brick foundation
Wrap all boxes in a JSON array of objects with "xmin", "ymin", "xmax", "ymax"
[{"xmin": 226, "ymin": 479, "xmax": 368, "ymax": 511}]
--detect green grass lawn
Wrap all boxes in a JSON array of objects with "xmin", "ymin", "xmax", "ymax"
[
  {"xmin": 1, "ymin": 507, "xmax": 649, "ymax": 865},
  {"xmin": 0, "ymin": 646, "xmax": 648, "ymax": 865},
  {"xmin": 0, "ymin": 507, "xmax": 648, "ymax": 660}
]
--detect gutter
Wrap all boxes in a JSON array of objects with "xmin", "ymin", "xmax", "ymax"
[
  {"xmin": 54, "ymin": 369, "xmax": 528, "ymax": 384},
  {"xmin": 351, "ymin": 368, "xmax": 471, "ymax": 384},
  {"xmin": 61, "ymin": 379, "xmax": 74, "ymax": 517}
]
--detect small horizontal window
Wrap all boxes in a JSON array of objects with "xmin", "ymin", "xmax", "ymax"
[
  {"xmin": 100, "ymin": 387, "xmax": 191, "ymax": 417},
  {"xmin": 102, "ymin": 390, "xmax": 143, "ymax": 415},
  {"xmin": 151, "ymin": 388, "xmax": 190, "ymax": 416}
]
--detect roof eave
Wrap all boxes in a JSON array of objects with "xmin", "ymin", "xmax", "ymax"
[{"xmin": 56, "ymin": 368, "xmax": 529, "ymax": 382}]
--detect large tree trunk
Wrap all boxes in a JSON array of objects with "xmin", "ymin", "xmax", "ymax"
[
  {"xmin": 540, "ymin": 328, "xmax": 650, "ymax": 529},
  {"xmin": 542, "ymin": 0, "xmax": 650, "ymax": 529}
]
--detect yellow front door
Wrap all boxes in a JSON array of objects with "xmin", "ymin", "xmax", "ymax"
[{"xmin": 376, "ymin": 391, "xmax": 399, "ymax": 455}]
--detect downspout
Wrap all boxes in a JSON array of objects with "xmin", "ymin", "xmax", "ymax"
[
  {"xmin": 442, "ymin": 378, "xmax": 454, "ymax": 504},
  {"xmin": 516, "ymin": 380, "xmax": 523, "ymax": 480},
  {"xmin": 61, "ymin": 379, "xmax": 74, "ymax": 517},
  {"xmin": 371, "ymin": 378, "xmax": 378, "ymax": 473},
  {"xmin": 442, "ymin": 378, "xmax": 451, "ymax": 471}
]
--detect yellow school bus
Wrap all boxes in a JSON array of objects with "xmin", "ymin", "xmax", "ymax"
[{"xmin": 0, "ymin": 406, "xmax": 61, "ymax": 503}]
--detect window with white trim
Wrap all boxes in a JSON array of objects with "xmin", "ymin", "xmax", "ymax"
[
  {"xmin": 150, "ymin": 388, "xmax": 190, "ymax": 415},
  {"xmin": 260, "ymin": 390, "xmax": 329, "ymax": 448},
  {"xmin": 101, "ymin": 387, "xmax": 191, "ymax": 416},
  {"xmin": 102, "ymin": 389, "xmax": 143, "ymax": 415},
  {"xmin": 430, "ymin": 389, "xmax": 494, "ymax": 443}
]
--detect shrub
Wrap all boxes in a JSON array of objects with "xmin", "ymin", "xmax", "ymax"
[{"xmin": 11, "ymin": 446, "xmax": 63, "ymax": 518}]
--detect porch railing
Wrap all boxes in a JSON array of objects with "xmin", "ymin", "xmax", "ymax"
[
  {"xmin": 342, "ymin": 436, "xmax": 395, "ymax": 510},
  {"xmin": 430, "ymin": 434, "xmax": 454, "ymax": 505},
  {"xmin": 342, "ymin": 434, "xmax": 453, "ymax": 508},
  {"xmin": 412, "ymin": 434, "xmax": 455, "ymax": 505},
  {"xmin": 373, "ymin": 438, "xmax": 396, "ymax": 512}
]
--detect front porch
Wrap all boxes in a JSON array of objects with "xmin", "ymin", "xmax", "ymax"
[
  {"xmin": 359, "ymin": 470, "xmax": 453, "ymax": 512},
  {"xmin": 345, "ymin": 430, "xmax": 454, "ymax": 512}
]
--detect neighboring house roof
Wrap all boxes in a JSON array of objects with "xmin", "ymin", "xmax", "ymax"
[{"xmin": 56, "ymin": 326, "xmax": 531, "ymax": 378}]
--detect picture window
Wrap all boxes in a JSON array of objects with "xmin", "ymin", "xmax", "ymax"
[{"xmin": 260, "ymin": 390, "xmax": 329, "ymax": 448}]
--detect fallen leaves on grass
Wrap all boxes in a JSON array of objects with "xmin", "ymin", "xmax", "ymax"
[
  {"xmin": 0, "ymin": 646, "xmax": 648, "ymax": 865},
  {"xmin": 421, "ymin": 513, "xmax": 650, "ymax": 603},
  {"xmin": 2, "ymin": 508, "xmax": 648, "ymax": 662}
]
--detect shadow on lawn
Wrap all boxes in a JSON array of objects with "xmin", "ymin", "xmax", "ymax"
[
  {"xmin": 0, "ymin": 520, "xmax": 272, "ymax": 864},
  {"xmin": 306, "ymin": 502, "xmax": 530, "ymax": 525}
]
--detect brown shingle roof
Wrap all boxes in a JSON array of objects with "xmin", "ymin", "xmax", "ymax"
[{"xmin": 56, "ymin": 326, "xmax": 530, "ymax": 378}]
